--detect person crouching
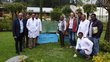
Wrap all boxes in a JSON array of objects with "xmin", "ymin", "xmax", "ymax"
[{"xmin": 75, "ymin": 32, "xmax": 93, "ymax": 59}]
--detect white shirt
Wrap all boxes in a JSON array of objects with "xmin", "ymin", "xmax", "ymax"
[
  {"xmin": 26, "ymin": 18, "xmax": 39, "ymax": 38},
  {"xmin": 76, "ymin": 37, "xmax": 93, "ymax": 55},
  {"xmin": 69, "ymin": 18, "xmax": 74, "ymax": 29},
  {"xmin": 58, "ymin": 20, "xmax": 66, "ymax": 31},
  {"xmin": 19, "ymin": 19, "xmax": 23, "ymax": 33},
  {"xmin": 77, "ymin": 19, "xmax": 90, "ymax": 37}
]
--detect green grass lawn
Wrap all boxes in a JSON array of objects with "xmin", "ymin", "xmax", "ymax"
[{"xmin": 1, "ymin": 32, "xmax": 105, "ymax": 62}]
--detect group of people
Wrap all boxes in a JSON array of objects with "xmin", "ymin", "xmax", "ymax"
[
  {"xmin": 12, "ymin": 12, "xmax": 103, "ymax": 59},
  {"xmin": 58, "ymin": 12, "xmax": 103, "ymax": 59},
  {"xmin": 12, "ymin": 13, "xmax": 42, "ymax": 55}
]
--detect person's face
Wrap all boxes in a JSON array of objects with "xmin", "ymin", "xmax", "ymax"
[
  {"xmin": 36, "ymin": 14, "xmax": 39, "ymax": 19},
  {"xmin": 78, "ymin": 13, "xmax": 82, "ymax": 18},
  {"xmin": 60, "ymin": 16, "xmax": 64, "ymax": 21},
  {"xmin": 91, "ymin": 15, "xmax": 96, "ymax": 21},
  {"xmin": 70, "ymin": 13, "xmax": 74, "ymax": 18},
  {"xmin": 18, "ymin": 14, "xmax": 23, "ymax": 20},
  {"xmin": 26, "ymin": 15, "xmax": 30, "ymax": 19},
  {"xmin": 78, "ymin": 33, "xmax": 83, "ymax": 39},
  {"xmin": 32, "ymin": 14, "xmax": 35, "ymax": 19},
  {"xmin": 81, "ymin": 15, "xmax": 85, "ymax": 21}
]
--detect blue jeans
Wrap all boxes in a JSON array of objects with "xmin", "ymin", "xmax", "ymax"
[
  {"xmin": 77, "ymin": 49, "xmax": 87, "ymax": 57},
  {"xmin": 91, "ymin": 37, "xmax": 99, "ymax": 56},
  {"xmin": 68, "ymin": 29, "xmax": 76, "ymax": 46}
]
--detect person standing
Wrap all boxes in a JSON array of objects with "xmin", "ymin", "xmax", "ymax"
[
  {"xmin": 88, "ymin": 14, "xmax": 103, "ymax": 56},
  {"xmin": 35, "ymin": 14, "xmax": 42, "ymax": 46},
  {"xmin": 76, "ymin": 32, "xmax": 93, "ymax": 59},
  {"xmin": 67, "ymin": 12, "xmax": 78, "ymax": 48},
  {"xmin": 23, "ymin": 14, "xmax": 30, "ymax": 48},
  {"xmin": 77, "ymin": 14, "xmax": 90, "ymax": 37},
  {"xmin": 77, "ymin": 12, "xmax": 82, "ymax": 26},
  {"xmin": 12, "ymin": 13, "xmax": 25, "ymax": 55},
  {"xmin": 58, "ymin": 16, "xmax": 66, "ymax": 47},
  {"xmin": 26, "ymin": 13, "xmax": 39, "ymax": 49}
]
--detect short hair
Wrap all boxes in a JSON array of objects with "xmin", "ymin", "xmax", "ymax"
[
  {"xmin": 78, "ymin": 12, "xmax": 82, "ymax": 15},
  {"xmin": 78, "ymin": 32, "xmax": 83, "ymax": 36},
  {"xmin": 82, "ymin": 14, "xmax": 86, "ymax": 18},
  {"xmin": 91, "ymin": 13, "xmax": 96, "ymax": 17},
  {"xmin": 18, "ymin": 13, "xmax": 23, "ymax": 16}
]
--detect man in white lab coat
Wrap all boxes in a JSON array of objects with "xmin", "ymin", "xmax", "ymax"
[
  {"xmin": 76, "ymin": 32, "xmax": 93, "ymax": 59},
  {"xmin": 77, "ymin": 14, "xmax": 90, "ymax": 37},
  {"xmin": 26, "ymin": 13, "xmax": 39, "ymax": 49},
  {"xmin": 35, "ymin": 14, "xmax": 42, "ymax": 46}
]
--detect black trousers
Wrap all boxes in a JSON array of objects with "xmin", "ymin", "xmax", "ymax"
[
  {"xmin": 23, "ymin": 34, "xmax": 29, "ymax": 48},
  {"xmin": 14, "ymin": 33, "xmax": 23, "ymax": 53},
  {"xmin": 59, "ymin": 31, "xmax": 65, "ymax": 47}
]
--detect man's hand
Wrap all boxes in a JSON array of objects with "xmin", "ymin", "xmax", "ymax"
[
  {"xmin": 14, "ymin": 36, "xmax": 17, "ymax": 38},
  {"xmin": 84, "ymin": 49, "xmax": 89, "ymax": 51}
]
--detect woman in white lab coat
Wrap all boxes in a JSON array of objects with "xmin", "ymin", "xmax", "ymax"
[{"xmin": 26, "ymin": 13, "xmax": 39, "ymax": 49}]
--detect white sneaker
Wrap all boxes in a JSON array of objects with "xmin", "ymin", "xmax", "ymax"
[{"xmin": 70, "ymin": 46, "xmax": 73, "ymax": 48}]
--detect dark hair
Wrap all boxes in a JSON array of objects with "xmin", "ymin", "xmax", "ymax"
[
  {"xmin": 82, "ymin": 14, "xmax": 86, "ymax": 18},
  {"xmin": 78, "ymin": 12, "xmax": 82, "ymax": 15},
  {"xmin": 91, "ymin": 13, "xmax": 96, "ymax": 17},
  {"xmin": 78, "ymin": 32, "xmax": 83, "ymax": 36}
]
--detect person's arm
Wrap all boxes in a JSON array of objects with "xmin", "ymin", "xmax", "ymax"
[
  {"xmin": 64, "ymin": 21, "xmax": 67, "ymax": 31},
  {"xmin": 26, "ymin": 19, "xmax": 31, "ymax": 32},
  {"xmin": 97, "ymin": 21, "xmax": 103, "ymax": 37},
  {"xmin": 77, "ymin": 23, "xmax": 80, "ymax": 36},
  {"xmin": 76, "ymin": 39, "xmax": 80, "ymax": 50},
  {"xmin": 12, "ymin": 20, "xmax": 17, "ymax": 38},
  {"xmin": 84, "ymin": 20, "xmax": 90, "ymax": 37},
  {"xmin": 66, "ymin": 19, "xmax": 69, "ymax": 31},
  {"xmin": 39, "ymin": 19, "xmax": 42, "ymax": 31},
  {"xmin": 84, "ymin": 38, "xmax": 93, "ymax": 51}
]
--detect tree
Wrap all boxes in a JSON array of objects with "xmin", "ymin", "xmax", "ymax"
[
  {"xmin": 3, "ymin": 3, "xmax": 26, "ymax": 20},
  {"xmin": 76, "ymin": 8, "xmax": 82, "ymax": 13},
  {"xmin": 51, "ymin": 8, "xmax": 62, "ymax": 21},
  {"xmin": 40, "ymin": 0, "xmax": 43, "ymax": 21},
  {"xmin": 99, "ymin": 0, "xmax": 110, "ymax": 42},
  {"xmin": 77, "ymin": 0, "xmax": 83, "ymax": 6},
  {"xmin": 83, "ymin": 4, "xmax": 97, "ymax": 19},
  {"xmin": 61, "ymin": 5, "xmax": 72, "ymax": 17}
]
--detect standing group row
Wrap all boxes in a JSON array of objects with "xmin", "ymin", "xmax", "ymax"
[{"xmin": 57, "ymin": 12, "xmax": 103, "ymax": 59}]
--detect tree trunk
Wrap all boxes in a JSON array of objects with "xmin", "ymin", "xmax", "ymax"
[
  {"xmin": 105, "ymin": 10, "xmax": 110, "ymax": 42},
  {"xmin": 87, "ymin": 12, "xmax": 89, "ymax": 20},
  {"xmin": 40, "ymin": 0, "xmax": 43, "ymax": 21},
  {"xmin": 11, "ymin": 13, "xmax": 14, "ymax": 20}
]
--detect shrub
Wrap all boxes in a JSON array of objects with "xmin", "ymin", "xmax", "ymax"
[
  {"xmin": 50, "ymin": 8, "xmax": 62, "ymax": 21},
  {"xmin": 0, "ymin": 14, "xmax": 12, "ymax": 31},
  {"xmin": 92, "ymin": 52, "xmax": 110, "ymax": 62},
  {"xmin": 100, "ymin": 41, "xmax": 110, "ymax": 52}
]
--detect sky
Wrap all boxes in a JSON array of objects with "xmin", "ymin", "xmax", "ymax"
[{"xmin": 82, "ymin": 0, "xmax": 97, "ymax": 4}]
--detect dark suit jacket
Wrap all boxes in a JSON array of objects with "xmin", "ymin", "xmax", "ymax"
[
  {"xmin": 23, "ymin": 19, "xmax": 28, "ymax": 36},
  {"xmin": 12, "ymin": 19, "xmax": 25, "ymax": 37},
  {"xmin": 91, "ymin": 19, "xmax": 103, "ymax": 38}
]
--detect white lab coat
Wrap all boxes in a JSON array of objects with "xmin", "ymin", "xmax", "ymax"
[
  {"xmin": 76, "ymin": 37, "xmax": 93, "ymax": 55},
  {"xmin": 36, "ymin": 18, "xmax": 42, "ymax": 36},
  {"xmin": 26, "ymin": 18, "xmax": 39, "ymax": 38},
  {"xmin": 77, "ymin": 20, "xmax": 90, "ymax": 37}
]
